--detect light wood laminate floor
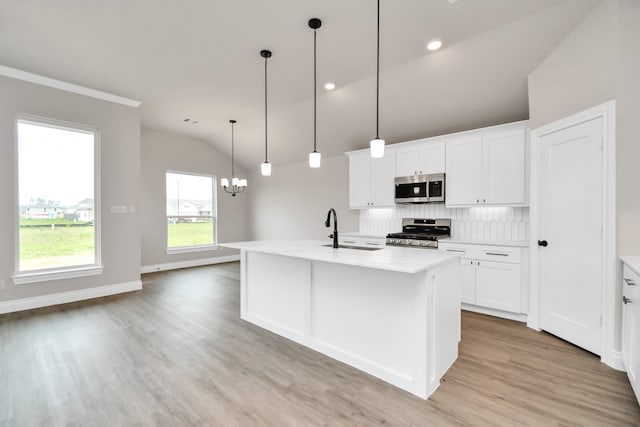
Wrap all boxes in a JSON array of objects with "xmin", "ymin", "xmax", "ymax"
[{"xmin": 1, "ymin": 262, "xmax": 639, "ymax": 426}]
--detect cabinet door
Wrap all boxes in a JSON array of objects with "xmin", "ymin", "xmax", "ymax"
[
  {"xmin": 622, "ymin": 295, "xmax": 633, "ymax": 373},
  {"xmin": 395, "ymin": 146, "xmax": 421, "ymax": 176},
  {"xmin": 349, "ymin": 154, "xmax": 372, "ymax": 208},
  {"xmin": 371, "ymin": 151, "xmax": 396, "ymax": 207},
  {"xmin": 420, "ymin": 141, "xmax": 445, "ymax": 174},
  {"xmin": 475, "ymin": 260, "xmax": 521, "ymax": 313},
  {"xmin": 629, "ymin": 300, "xmax": 640, "ymax": 403},
  {"xmin": 459, "ymin": 258, "xmax": 476, "ymax": 304},
  {"xmin": 445, "ymin": 136, "xmax": 483, "ymax": 206},
  {"xmin": 483, "ymin": 129, "xmax": 527, "ymax": 205},
  {"xmin": 623, "ymin": 267, "xmax": 640, "ymax": 402}
]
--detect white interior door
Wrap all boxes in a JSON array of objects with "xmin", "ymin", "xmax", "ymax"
[{"xmin": 538, "ymin": 117, "xmax": 603, "ymax": 355}]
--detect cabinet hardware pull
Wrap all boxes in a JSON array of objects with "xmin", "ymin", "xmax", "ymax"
[
  {"xmin": 447, "ymin": 249, "xmax": 465, "ymax": 253},
  {"xmin": 538, "ymin": 240, "xmax": 548, "ymax": 247},
  {"xmin": 623, "ymin": 296, "xmax": 632, "ymax": 304},
  {"xmin": 624, "ymin": 278, "xmax": 637, "ymax": 286},
  {"xmin": 476, "ymin": 199, "xmax": 480, "ymax": 203},
  {"xmin": 365, "ymin": 242, "xmax": 380, "ymax": 246},
  {"xmin": 486, "ymin": 252, "xmax": 509, "ymax": 256},
  {"xmin": 483, "ymin": 198, "xmax": 486, "ymax": 203},
  {"xmin": 343, "ymin": 240, "xmax": 356, "ymax": 244}
]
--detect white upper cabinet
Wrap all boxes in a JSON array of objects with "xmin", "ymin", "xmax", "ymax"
[
  {"xmin": 348, "ymin": 149, "xmax": 396, "ymax": 208},
  {"xmin": 347, "ymin": 121, "xmax": 528, "ymax": 210},
  {"xmin": 446, "ymin": 124, "xmax": 528, "ymax": 207},
  {"xmin": 445, "ymin": 135, "xmax": 483, "ymax": 206},
  {"xmin": 395, "ymin": 140, "xmax": 445, "ymax": 177},
  {"xmin": 484, "ymin": 129, "xmax": 527, "ymax": 205}
]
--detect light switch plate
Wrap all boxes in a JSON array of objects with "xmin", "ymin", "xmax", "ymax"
[{"xmin": 110, "ymin": 205, "xmax": 128, "ymax": 214}]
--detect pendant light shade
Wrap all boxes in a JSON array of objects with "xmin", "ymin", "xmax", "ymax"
[
  {"xmin": 221, "ymin": 120, "xmax": 247, "ymax": 197},
  {"xmin": 309, "ymin": 17, "xmax": 322, "ymax": 169},
  {"xmin": 370, "ymin": 138, "xmax": 385, "ymax": 158},
  {"xmin": 260, "ymin": 49, "xmax": 272, "ymax": 176},
  {"xmin": 309, "ymin": 151, "xmax": 321, "ymax": 168},
  {"xmin": 370, "ymin": 0, "xmax": 385, "ymax": 159}
]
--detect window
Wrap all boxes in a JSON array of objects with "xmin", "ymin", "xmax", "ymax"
[
  {"xmin": 166, "ymin": 172, "xmax": 216, "ymax": 252},
  {"xmin": 16, "ymin": 117, "xmax": 100, "ymax": 281}
]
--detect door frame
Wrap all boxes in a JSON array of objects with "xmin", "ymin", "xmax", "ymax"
[{"xmin": 528, "ymin": 100, "xmax": 620, "ymax": 370}]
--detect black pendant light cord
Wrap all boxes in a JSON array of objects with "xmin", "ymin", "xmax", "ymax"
[
  {"xmin": 313, "ymin": 28, "xmax": 317, "ymax": 152},
  {"xmin": 375, "ymin": 0, "xmax": 380, "ymax": 140},
  {"xmin": 230, "ymin": 120, "xmax": 235, "ymax": 179},
  {"xmin": 264, "ymin": 55, "xmax": 268, "ymax": 163}
]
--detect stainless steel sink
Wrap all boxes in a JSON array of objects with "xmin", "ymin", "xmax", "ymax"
[{"xmin": 322, "ymin": 244, "xmax": 383, "ymax": 251}]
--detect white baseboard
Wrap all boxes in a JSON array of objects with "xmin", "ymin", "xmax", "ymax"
[
  {"xmin": 0, "ymin": 280, "xmax": 142, "ymax": 315},
  {"xmin": 461, "ymin": 303, "xmax": 528, "ymax": 323},
  {"xmin": 141, "ymin": 255, "xmax": 240, "ymax": 274},
  {"xmin": 603, "ymin": 350, "xmax": 625, "ymax": 371}
]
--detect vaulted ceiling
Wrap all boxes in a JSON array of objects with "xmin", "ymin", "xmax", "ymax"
[{"xmin": 1, "ymin": 0, "xmax": 599, "ymax": 170}]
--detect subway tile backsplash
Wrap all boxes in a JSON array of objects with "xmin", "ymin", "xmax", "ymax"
[{"xmin": 359, "ymin": 205, "xmax": 529, "ymax": 242}]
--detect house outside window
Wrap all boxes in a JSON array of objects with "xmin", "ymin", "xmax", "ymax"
[
  {"xmin": 14, "ymin": 117, "xmax": 101, "ymax": 284},
  {"xmin": 166, "ymin": 171, "xmax": 216, "ymax": 253}
]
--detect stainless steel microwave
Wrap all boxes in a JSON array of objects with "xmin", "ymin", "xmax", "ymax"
[{"xmin": 394, "ymin": 173, "xmax": 445, "ymax": 204}]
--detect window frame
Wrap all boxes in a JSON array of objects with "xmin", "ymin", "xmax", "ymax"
[
  {"xmin": 12, "ymin": 115, "xmax": 102, "ymax": 285},
  {"xmin": 165, "ymin": 170, "xmax": 218, "ymax": 255}
]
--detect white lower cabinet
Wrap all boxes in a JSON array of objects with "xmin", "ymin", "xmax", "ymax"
[
  {"xmin": 439, "ymin": 242, "xmax": 525, "ymax": 319},
  {"xmin": 622, "ymin": 262, "xmax": 640, "ymax": 404},
  {"xmin": 475, "ymin": 260, "xmax": 521, "ymax": 313}
]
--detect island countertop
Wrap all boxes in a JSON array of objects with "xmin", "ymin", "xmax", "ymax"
[{"xmin": 220, "ymin": 240, "xmax": 459, "ymax": 274}]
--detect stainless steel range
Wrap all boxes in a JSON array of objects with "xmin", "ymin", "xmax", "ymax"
[{"xmin": 386, "ymin": 218, "xmax": 451, "ymax": 249}]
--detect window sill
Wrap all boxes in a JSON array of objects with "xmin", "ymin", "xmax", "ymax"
[
  {"xmin": 12, "ymin": 266, "xmax": 104, "ymax": 285},
  {"xmin": 166, "ymin": 245, "xmax": 219, "ymax": 255}
]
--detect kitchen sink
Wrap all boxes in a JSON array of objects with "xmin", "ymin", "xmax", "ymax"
[{"xmin": 322, "ymin": 244, "xmax": 383, "ymax": 251}]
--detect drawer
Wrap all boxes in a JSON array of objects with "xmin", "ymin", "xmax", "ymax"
[
  {"xmin": 623, "ymin": 265, "xmax": 640, "ymax": 297},
  {"xmin": 339, "ymin": 236, "xmax": 386, "ymax": 248},
  {"xmin": 475, "ymin": 246, "xmax": 520, "ymax": 264},
  {"xmin": 438, "ymin": 243, "xmax": 477, "ymax": 258}
]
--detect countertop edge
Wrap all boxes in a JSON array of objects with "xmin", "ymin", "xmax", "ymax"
[
  {"xmin": 620, "ymin": 256, "xmax": 640, "ymax": 276},
  {"xmin": 220, "ymin": 241, "xmax": 460, "ymax": 274}
]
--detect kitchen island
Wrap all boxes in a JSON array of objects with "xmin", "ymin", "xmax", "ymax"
[{"xmin": 220, "ymin": 240, "xmax": 461, "ymax": 399}]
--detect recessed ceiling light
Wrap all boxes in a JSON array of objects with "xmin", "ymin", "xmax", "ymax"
[
  {"xmin": 324, "ymin": 82, "xmax": 336, "ymax": 90},
  {"xmin": 426, "ymin": 39, "xmax": 443, "ymax": 51}
]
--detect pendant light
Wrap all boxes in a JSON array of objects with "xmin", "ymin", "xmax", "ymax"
[
  {"xmin": 370, "ymin": 0, "xmax": 385, "ymax": 158},
  {"xmin": 221, "ymin": 120, "xmax": 247, "ymax": 197},
  {"xmin": 260, "ymin": 49, "xmax": 273, "ymax": 176},
  {"xmin": 308, "ymin": 18, "xmax": 322, "ymax": 168}
]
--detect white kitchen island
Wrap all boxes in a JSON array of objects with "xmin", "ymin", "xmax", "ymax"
[{"xmin": 220, "ymin": 240, "xmax": 461, "ymax": 399}]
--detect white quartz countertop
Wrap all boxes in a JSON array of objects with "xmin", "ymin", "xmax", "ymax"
[
  {"xmin": 220, "ymin": 240, "xmax": 460, "ymax": 274},
  {"xmin": 621, "ymin": 256, "xmax": 640, "ymax": 275}
]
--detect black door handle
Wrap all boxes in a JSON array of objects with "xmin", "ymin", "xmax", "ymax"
[
  {"xmin": 538, "ymin": 240, "xmax": 548, "ymax": 247},
  {"xmin": 623, "ymin": 296, "xmax": 631, "ymax": 304}
]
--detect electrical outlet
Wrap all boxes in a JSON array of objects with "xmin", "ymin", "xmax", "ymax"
[{"xmin": 0, "ymin": 279, "xmax": 6, "ymax": 290}]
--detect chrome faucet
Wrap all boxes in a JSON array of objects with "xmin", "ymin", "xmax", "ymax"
[{"xmin": 325, "ymin": 208, "xmax": 338, "ymax": 248}]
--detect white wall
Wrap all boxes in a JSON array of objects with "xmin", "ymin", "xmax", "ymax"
[
  {"xmin": 140, "ymin": 128, "xmax": 248, "ymax": 268},
  {"xmin": 247, "ymin": 155, "xmax": 359, "ymax": 241},
  {"xmin": 527, "ymin": 0, "xmax": 618, "ymax": 129},
  {"xmin": 616, "ymin": 0, "xmax": 640, "ymax": 256},
  {"xmin": 0, "ymin": 75, "xmax": 140, "ymax": 302}
]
